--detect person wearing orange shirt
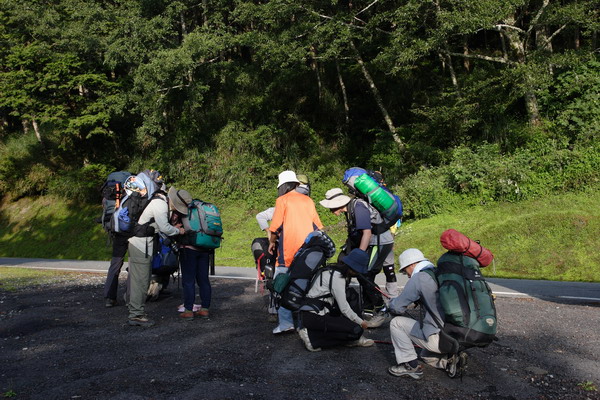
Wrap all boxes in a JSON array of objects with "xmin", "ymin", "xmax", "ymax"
[{"xmin": 268, "ymin": 170, "xmax": 323, "ymax": 334}]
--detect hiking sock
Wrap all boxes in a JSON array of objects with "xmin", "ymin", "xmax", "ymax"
[{"xmin": 407, "ymin": 359, "xmax": 419, "ymax": 368}]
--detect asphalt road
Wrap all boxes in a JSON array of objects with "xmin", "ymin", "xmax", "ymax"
[{"xmin": 2, "ymin": 257, "xmax": 599, "ymax": 303}]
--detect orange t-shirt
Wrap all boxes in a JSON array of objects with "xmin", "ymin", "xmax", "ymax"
[{"xmin": 269, "ymin": 191, "xmax": 323, "ymax": 267}]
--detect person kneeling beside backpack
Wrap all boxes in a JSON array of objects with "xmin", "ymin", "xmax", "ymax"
[{"xmin": 297, "ymin": 249, "xmax": 378, "ymax": 352}]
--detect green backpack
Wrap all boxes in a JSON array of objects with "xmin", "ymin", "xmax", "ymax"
[
  {"xmin": 423, "ymin": 252, "xmax": 497, "ymax": 350},
  {"xmin": 185, "ymin": 199, "xmax": 223, "ymax": 249}
]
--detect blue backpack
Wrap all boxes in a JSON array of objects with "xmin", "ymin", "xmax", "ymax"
[{"xmin": 152, "ymin": 234, "xmax": 179, "ymax": 275}]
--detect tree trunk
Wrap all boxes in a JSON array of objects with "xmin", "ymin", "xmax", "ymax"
[
  {"xmin": 32, "ymin": 119, "xmax": 43, "ymax": 145},
  {"xmin": 310, "ymin": 45, "xmax": 322, "ymax": 102},
  {"xmin": 463, "ymin": 37, "xmax": 470, "ymax": 71},
  {"xmin": 350, "ymin": 40, "xmax": 404, "ymax": 147},
  {"xmin": 335, "ymin": 59, "xmax": 350, "ymax": 131}
]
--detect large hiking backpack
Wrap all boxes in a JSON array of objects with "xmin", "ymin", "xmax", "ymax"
[
  {"xmin": 278, "ymin": 230, "xmax": 336, "ymax": 311},
  {"xmin": 152, "ymin": 233, "xmax": 179, "ymax": 276},
  {"xmin": 100, "ymin": 171, "xmax": 132, "ymax": 233},
  {"xmin": 251, "ymin": 237, "xmax": 275, "ymax": 281},
  {"xmin": 423, "ymin": 252, "xmax": 497, "ymax": 351},
  {"xmin": 185, "ymin": 200, "xmax": 223, "ymax": 249},
  {"xmin": 440, "ymin": 229, "xmax": 494, "ymax": 267},
  {"xmin": 343, "ymin": 167, "xmax": 403, "ymax": 234}
]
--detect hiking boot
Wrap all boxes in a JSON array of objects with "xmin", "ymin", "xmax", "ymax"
[
  {"xmin": 267, "ymin": 314, "xmax": 278, "ymax": 323},
  {"xmin": 298, "ymin": 328, "xmax": 321, "ymax": 352},
  {"xmin": 346, "ymin": 336, "xmax": 375, "ymax": 348},
  {"xmin": 365, "ymin": 313, "xmax": 386, "ymax": 329},
  {"xmin": 194, "ymin": 308, "xmax": 209, "ymax": 319},
  {"xmin": 446, "ymin": 351, "xmax": 468, "ymax": 378},
  {"xmin": 105, "ymin": 298, "xmax": 117, "ymax": 308},
  {"xmin": 388, "ymin": 363, "xmax": 424, "ymax": 380},
  {"xmin": 128, "ymin": 316, "xmax": 155, "ymax": 327},
  {"xmin": 179, "ymin": 310, "xmax": 194, "ymax": 321}
]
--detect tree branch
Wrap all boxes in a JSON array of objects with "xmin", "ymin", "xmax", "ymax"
[
  {"xmin": 447, "ymin": 51, "xmax": 515, "ymax": 65},
  {"xmin": 494, "ymin": 24, "xmax": 526, "ymax": 35},
  {"xmin": 541, "ymin": 23, "xmax": 569, "ymax": 48}
]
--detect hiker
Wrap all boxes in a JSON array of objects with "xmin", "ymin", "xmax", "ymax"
[
  {"xmin": 297, "ymin": 249, "xmax": 377, "ymax": 351},
  {"xmin": 256, "ymin": 174, "xmax": 311, "ymax": 321},
  {"xmin": 387, "ymin": 248, "xmax": 462, "ymax": 379},
  {"xmin": 319, "ymin": 187, "xmax": 396, "ymax": 315},
  {"xmin": 269, "ymin": 170, "xmax": 323, "ymax": 334},
  {"xmin": 126, "ymin": 172, "xmax": 184, "ymax": 327},
  {"xmin": 168, "ymin": 187, "xmax": 212, "ymax": 320}
]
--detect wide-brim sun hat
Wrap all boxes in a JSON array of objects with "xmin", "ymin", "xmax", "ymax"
[
  {"xmin": 319, "ymin": 188, "xmax": 351, "ymax": 209},
  {"xmin": 343, "ymin": 249, "xmax": 369, "ymax": 275},
  {"xmin": 399, "ymin": 248, "xmax": 428, "ymax": 271},
  {"xmin": 168, "ymin": 187, "xmax": 193, "ymax": 214},
  {"xmin": 277, "ymin": 170, "xmax": 301, "ymax": 188}
]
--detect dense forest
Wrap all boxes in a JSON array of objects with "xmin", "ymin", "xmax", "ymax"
[{"xmin": 1, "ymin": 0, "xmax": 599, "ymax": 219}]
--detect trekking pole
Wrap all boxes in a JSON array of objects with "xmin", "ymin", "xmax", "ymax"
[{"xmin": 356, "ymin": 274, "xmax": 392, "ymax": 299}]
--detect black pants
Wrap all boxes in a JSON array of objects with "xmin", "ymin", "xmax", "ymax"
[
  {"xmin": 300, "ymin": 311, "xmax": 363, "ymax": 348},
  {"xmin": 103, "ymin": 234, "xmax": 129, "ymax": 300}
]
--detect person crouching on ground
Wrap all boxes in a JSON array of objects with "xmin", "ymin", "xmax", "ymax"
[
  {"xmin": 387, "ymin": 248, "xmax": 461, "ymax": 379},
  {"xmin": 297, "ymin": 248, "xmax": 377, "ymax": 352}
]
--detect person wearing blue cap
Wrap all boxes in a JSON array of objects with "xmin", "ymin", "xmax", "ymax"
[{"xmin": 296, "ymin": 249, "xmax": 377, "ymax": 352}]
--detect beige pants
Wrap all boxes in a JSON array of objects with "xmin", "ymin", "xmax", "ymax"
[
  {"xmin": 390, "ymin": 316, "xmax": 449, "ymax": 368},
  {"xmin": 126, "ymin": 243, "xmax": 153, "ymax": 319}
]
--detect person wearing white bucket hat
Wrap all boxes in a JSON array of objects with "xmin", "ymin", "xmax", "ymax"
[
  {"xmin": 268, "ymin": 170, "xmax": 323, "ymax": 334},
  {"xmin": 387, "ymin": 248, "xmax": 460, "ymax": 380}
]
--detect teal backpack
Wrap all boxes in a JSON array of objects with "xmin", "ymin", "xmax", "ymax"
[
  {"xmin": 186, "ymin": 200, "xmax": 223, "ymax": 249},
  {"xmin": 423, "ymin": 252, "xmax": 497, "ymax": 351}
]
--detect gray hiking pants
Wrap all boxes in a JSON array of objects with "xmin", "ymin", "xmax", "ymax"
[
  {"xmin": 390, "ymin": 316, "xmax": 449, "ymax": 368},
  {"xmin": 126, "ymin": 242, "xmax": 153, "ymax": 320}
]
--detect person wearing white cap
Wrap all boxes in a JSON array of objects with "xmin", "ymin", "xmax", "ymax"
[
  {"xmin": 269, "ymin": 170, "xmax": 323, "ymax": 334},
  {"xmin": 320, "ymin": 187, "xmax": 398, "ymax": 315},
  {"xmin": 386, "ymin": 248, "xmax": 459, "ymax": 379}
]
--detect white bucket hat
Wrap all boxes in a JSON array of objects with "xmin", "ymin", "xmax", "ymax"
[
  {"xmin": 399, "ymin": 248, "xmax": 428, "ymax": 271},
  {"xmin": 277, "ymin": 170, "xmax": 300, "ymax": 188},
  {"xmin": 319, "ymin": 188, "xmax": 351, "ymax": 209}
]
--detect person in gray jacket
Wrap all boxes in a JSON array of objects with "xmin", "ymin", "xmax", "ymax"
[
  {"xmin": 387, "ymin": 248, "xmax": 461, "ymax": 379},
  {"xmin": 126, "ymin": 172, "xmax": 184, "ymax": 327}
]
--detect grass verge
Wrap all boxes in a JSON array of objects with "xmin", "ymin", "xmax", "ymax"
[{"xmin": 0, "ymin": 187, "xmax": 598, "ymax": 282}]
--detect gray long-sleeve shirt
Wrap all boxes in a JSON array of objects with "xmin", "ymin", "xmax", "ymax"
[
  {"xmin": 305, "ymin": 269, "xmax": 364, "ymax": 325},
  {"xmin": 388, "ymin": 262, "xmax": 445, "ymax": 339},
  {"xmin": 129, "ymin": 194, "xmax": 180, "ymax": 254}
]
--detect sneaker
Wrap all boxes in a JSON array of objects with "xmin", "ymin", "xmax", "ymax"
[
  {"xmin": 365, "ymin": 313, "xmax": 386, "ymax": 328},
  {"xmin": 194, "ymin": 308, "xmax": 209, "ymax": 319},
  {"xmin": 105, "ymin": 298, "xmax": 117, "ymax": 308},
  {"xmin": 346, "ymin": 336, "xmax": 375, "ymax": 347},
  {"xmin": 446, "ymin": 351, "xmax": 468, "ymax": 378},
  {"xmin": 388, "ymin": 363, "xmax": 424, "ymax": 379},
  {"xmin": 179, "ymin": 310, "xmax": 194, "ymax": 321},
  {"xmin": 128, "ymin": 316, "xmax": 155, "ymax": 327},
  {"xmin": 298, "ymin": 328, "xmax": 321, "ymax": 352},
  {"xmin": 272, "ymin": 325, "xmax": 295, "ymax": 335}
]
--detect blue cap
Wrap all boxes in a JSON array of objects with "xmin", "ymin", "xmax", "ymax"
[{"xmin": 343, "ymin": 249, "xmax": 369, "ymax": 274}]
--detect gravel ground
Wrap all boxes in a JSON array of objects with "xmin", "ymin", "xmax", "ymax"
[{"xmin": 1, "ymin": 272, "xmax": 599, "ymax": 400}]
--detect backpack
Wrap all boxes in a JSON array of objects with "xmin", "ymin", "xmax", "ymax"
[
  {"xmin": 277, "ymin": 230, "xmax": 336, "ymax": 311},
  {"xmin": 440, "ymin": 229, "xmax": 494, "ymax": 267},
  {"xmin": 251, "ymin": 237, "xmax": 276, "ymax": 280},
  {"xmin": 113, "ymin": 190, "xmax": 168, "ymax": 238},
  {"xmin": 152, "ymin": 233, "xmax": 179, "ymax": 276},
  {"xmin": 423, "ymin": 252, "xmax": 498, "ymax": 352},
  {"xmin": 100, "ymin": 171, "xmax": 132, "ymax": 233},
  {"xmin": 343, "ymin": 167, "xmax": 403, "ymax": 234},
  {"xmin": 185, "ymin": 200, "xmax": 223, "ymax": 249}
]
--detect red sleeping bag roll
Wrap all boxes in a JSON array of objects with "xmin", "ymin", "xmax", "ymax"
[{"xmin": 440, "ymin": 229, "xmax": 494, "ymax": 267}]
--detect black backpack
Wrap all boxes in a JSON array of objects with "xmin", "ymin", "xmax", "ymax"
[{"xmin": 277, "ymin": 231, "xmax": 336, "ymax": 311}]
